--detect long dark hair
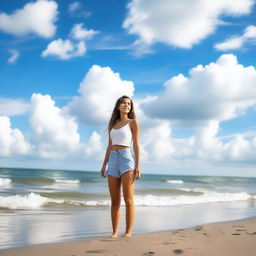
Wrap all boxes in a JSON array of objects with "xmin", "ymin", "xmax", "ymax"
[{"xmin": 108, "ymin": 95, "xmax": 136, "ymax": 132}]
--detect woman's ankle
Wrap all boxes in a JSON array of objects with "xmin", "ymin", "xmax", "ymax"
[{"xmin": 111, "ymin": 232, "xmax": 119, "ymax": 238}]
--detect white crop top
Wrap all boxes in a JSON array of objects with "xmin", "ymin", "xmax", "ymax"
[{"xmin": 110, "ymin": 120, "xmax": 133, "ymax": 147}]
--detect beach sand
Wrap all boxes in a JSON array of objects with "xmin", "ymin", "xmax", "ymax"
[{"xmin": 1, "ymin": 218, "xmax": 255, "ymax": 256}]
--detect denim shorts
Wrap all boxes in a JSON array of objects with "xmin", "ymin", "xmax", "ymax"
[{"xmin": 106, "ymin": 148, "xmax": 135, "ymax": 178}]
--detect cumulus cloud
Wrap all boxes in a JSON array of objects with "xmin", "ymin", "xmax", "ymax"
[
  {"xmin": 42, "ymin": 23, "xmax": 98, "ymax": 60},
  {"xmin": 0, "ymin": 98, "xmax": 30, "ymax": 116},
  {"xmin": 0, "ymin": 0, "xmax": 58, "ymax": 38},
  {"xmin": 84, "ymin": 131, "xmax": 104, "ymax": 157},
  {"xmin": 182, "ymin": 120, "xmax": 256, "ymax": 163},
  {"xmin": 29, "ymin": 93, "xmax": 104, "ymax": 160},
  {"xmin": 0, "ymin": 116, "xmax": 30, "ymax": 156},
  {"xmin": 70, "ymin": 23, "xmax": 99, "ymax": 40},
  {"xmin": 30, "ymin": 93, "xmax": 81, "ymax": 159},
  {"xmin": 141, "ymin": 54, "xmax": 256, "ymax": 124},
  {"xmin": 136, "ymin": 54, "xmax": 256, "ymax": 164},
  {"xmin": 66, "ymin": 65, "xmax": 135, "ymax": 125},
  {"xmin": 215, "ymin": 25, "xmax": 256, "ymax": 51},
  {"xmin": 8, "ymin": 49, "xmax": 19, "ymax": 64},
  {"xmin": 123, "ymin": 0, "xmax": 254, "ymax": 54},
  {"xmin": 41, "ymin": 39, "xmax": 86, "ymax": 60},
  {"xmin": 141, "ymin": 120, "xmax": 175, "ymax": 162}
]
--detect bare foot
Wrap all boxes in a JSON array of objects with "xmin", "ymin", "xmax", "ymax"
[
  {"xmin": 123, "ymin": 233, "xmax": 132, "ymax": 237},
  {"xmin": 110, "ymin": 232, "xmax": 118, "ymax": 238}
]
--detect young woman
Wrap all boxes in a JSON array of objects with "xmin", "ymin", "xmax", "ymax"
[{"xmin": 100, "ymin": 95, "xmax": 141, "ymax": 238}]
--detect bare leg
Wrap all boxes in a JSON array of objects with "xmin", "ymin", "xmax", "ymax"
[
  {"xmin": 121, "ymin": 170, "xmax": 135, "ymax": 237},
  {"xmin": 108, "ymin": 175, "xmax": 121, "ymax": 238}
]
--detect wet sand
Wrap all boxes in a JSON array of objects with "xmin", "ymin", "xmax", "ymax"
[{"xmin": 1, "ymin": 218, "xmax": 255, "ymax": 256}]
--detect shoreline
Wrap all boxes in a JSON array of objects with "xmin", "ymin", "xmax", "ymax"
[{"xmin": 1, "ymin": 217, "xmax": 256, "ymax": 256}]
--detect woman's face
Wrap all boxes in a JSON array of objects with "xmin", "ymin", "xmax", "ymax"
[{"xmin": 118, "ymin": 98, "xmax": 132, "ymax": 114}]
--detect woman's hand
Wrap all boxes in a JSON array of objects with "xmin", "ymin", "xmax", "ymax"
[
  {"xmin": 100, "ymin": 165, "xmax": 106, "ymax": 178},
  {"xmin": 134, "ymin": 167, "xmax": 141, "ymax": 180}
]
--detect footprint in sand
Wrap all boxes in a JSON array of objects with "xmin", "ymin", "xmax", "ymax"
[
  {"xmin": 100, "ymin": 239, "xmax": 117, "ymax": 242},
  {"xmin": 86, "ymin": 249, "xmax": 107, "ymax": 253},
  {"xmin": 143, "ymin": 251, "xmax": 155, "ymax": 255},
  {"xmin": 173, "ymin": 249, "xmax": 184, "ymax": 254},
  {"xmin": 162, "ymin": 241, "xmax": 176, "ymax": 245},
  {"xmin": 194, "ymin": 226, "xmax": 202, "ymax": 231},
  {"xmin": 246, "ymin": 232, "xmax": 256, "ymax": 235}
]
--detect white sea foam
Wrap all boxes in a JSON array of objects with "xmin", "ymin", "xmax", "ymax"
[
  {"xmin": 82, "ymin": 200, "xmax": 110, "ymax": 206},
  {"xmin": 0, "ymin": 178, "xmax": 12, "ymax": 186},
  {"xmin": 73, "ymin": 192, "xmax": 252, "ymax": 206},
  {"xmin": 166, "ymin": 179, "xmax": 184, "ymax": 184},
  {"xmin": 0, "ymin": 192, "xmax": 253, "ymax": 209},
  {"xmin": 0, "ymin": 193, "xmax": 64, "ymax": 209},
  {"xmin": 54, "ymin": 179, "xmax": 80, "ymax": 184},
  {"xmin": 133, "ymin": 192, "xmax": 251, "ymax": 206},
  {"xmin": 179, "ymin": 188, "xmax": 210, "ymax": 193}
]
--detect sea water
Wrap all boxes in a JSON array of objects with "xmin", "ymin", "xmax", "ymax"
[{"xmin": 0, "ymin": 167, "xmax": 255, "ymax": 249}]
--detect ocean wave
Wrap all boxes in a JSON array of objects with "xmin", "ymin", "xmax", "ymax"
[
  {"xmin": 136, "ymin": 188, "xmax": 202, "ymax": 196},
  {"xmin": 54, "ymin": 179, "xmax": 80, "ymax": 184},
  {"xmin": 0, "ymin": 193, "xmax": 64, "ymax": 209},
  {"xmin": 0, "ymin": 192, "xmax": 109, "ymax": 209},
  {"xmin": 179, "ymin": 188, "xmax": 210, "ymax": 194},
  {"xmin": 133, "ymin": 192, "xmax": 251, "ymax": 206},
  {"xmin": 0, "ymin": 178, "xmax": 12, "ymax": 186},
  {"xmin": 166, "ymin": 179, "xmax": 184, "ymax": 184},
  {"xmin": 0, "ymin": 192, "xmax": 253, "ymax": 209},
  {"xmin": 40, "ymin": 192, "xmax": 107, "ymax": 199},
  {"xmin": 12, "ymin": 177, "xmax": 55, "ymax": 184},
  {"xmin": 10, "ymin": 177, "xmax": 81, "ymax": 185}
]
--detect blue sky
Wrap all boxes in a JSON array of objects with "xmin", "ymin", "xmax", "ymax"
[{"xmin": 0, "ymin": 0, "xmax": 256, "ymax": 177}]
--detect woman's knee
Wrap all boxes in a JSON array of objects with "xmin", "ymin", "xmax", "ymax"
[
  {"xmin": 111, "ymin": 198, "xmax": 121, "ymax": 208},
  {"xmin": 123, "ymin": 196, "xmax": 134, "ymax": 206}
]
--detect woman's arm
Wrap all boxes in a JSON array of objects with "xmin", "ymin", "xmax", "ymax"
[
  {"xmin": 131, "ymin": 119, "xmax": 141, "ymax": 179},
  {"xmin": 100, "ymin": 132, "xmax": 112, "ymax": 177}
]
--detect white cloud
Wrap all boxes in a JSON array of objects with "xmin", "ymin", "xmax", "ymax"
[
  {"xmin": 215, "ymin": 25, "xmax": 256, "ymax": 51},
  {"xmin": 41, "ymin": 39, "xmax": 86, "ymax": 60},
  {"xmin": 141, "ymin": 54, "xmax": 256, "ymax": 124},
  {"xmin": 8, "ymin": 49, "xmax": 19, "ymax": 64},
  {"xmin": 70, "ymin": 23, "xmax": 99, "ymax": 40},
  {"xmin": 0, "ymin": 98, "xmax": 30, "ymax": 116},
  {"xmin": 0, "ymin": 116, "xmax": 30, "ymax": 156},
  {"xmin": 123, "ymin": 0, "xmax": 253, "ymax": 54},
  {"xmin": 223, "ymin": 134, "xmax": 256, "ymax": 162},
  {"xmin": 1, "ymin": 54, "xmax": 256, "ymax": 170},
  {"xmin": 66, "ymin": 65, "xmax": 135, "ymax": 125},
  {"xmin": 84, "ymin": 131, "xmax": 104, "ymax": 157},
  {"xmin": 0, "ymin": 0, "xmax": 58, "ymax": 38},
  {"xmin": 29, "ymin": 93, "xmax": 104, "ymax": 160},
  {"xmin": 68, "ymin": 1, "xmax": 91, "ymax": 18},
  {"xmin": 184, "ymin": 120, "xmax": 256, "ymax": 163},
  {"xmin": 137, "ymin": 54, "xmax": 256, "ymax": 164},
  {"xmin": 30, "ymin": 93, "xmax": 81, "ymax": 159},
  {"xmin": 141, "ymin": 120, "xmax": 175, "ymax": 162},
  {"xmin": 68, "ymin": 1, "xmax": 81, "ymax": 13}
]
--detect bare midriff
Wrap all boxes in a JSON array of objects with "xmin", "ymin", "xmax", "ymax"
[{"xmin": 111, "ymin": 145, "xmax": 130, "ymax": 151}]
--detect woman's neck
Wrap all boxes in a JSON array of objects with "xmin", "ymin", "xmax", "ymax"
[{"xmin": 119, "ymin": 113, "xmax": 129, "ymax": 122}]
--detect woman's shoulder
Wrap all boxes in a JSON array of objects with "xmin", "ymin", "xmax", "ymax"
[{"xmin": 129, "ymin": 119, "xmax": 139, "ymax": 128}]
